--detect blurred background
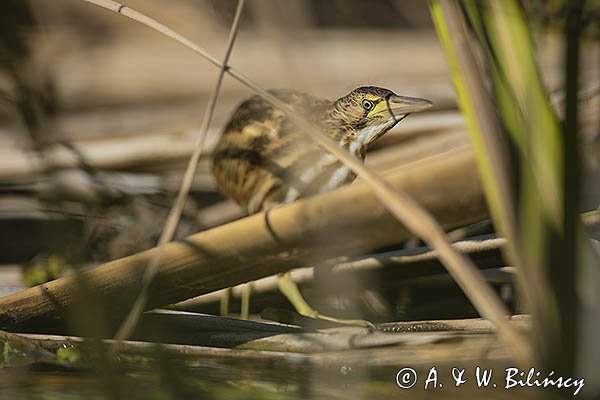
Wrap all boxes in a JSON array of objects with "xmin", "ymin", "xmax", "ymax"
[
  {"xmin": 0, "ymin": 0, "xmax": 598, "ymax": 399},
  {"xmin": 0, "ymin": 0, "xmax": 444, "ymax": 267},
  {"xmin": 1, "ymin": 0, "xmax": 596, "ymax": 281}
]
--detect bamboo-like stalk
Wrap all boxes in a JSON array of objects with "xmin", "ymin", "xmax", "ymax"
[
  {"xmin": 178, "ymin": 211, "xmax": 600, "ymax": 315},
  {"xmin": 0, "ymin": 150, "xmax": 487, "ymax": 332},
  {"xmin": 79, "ymin": 0, "xmax": 531, "ymax": 366}
]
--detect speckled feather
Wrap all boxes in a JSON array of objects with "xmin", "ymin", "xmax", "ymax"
[{"xmin": 212, "ymin": 87, "xmax": 401, "ymax": 214}]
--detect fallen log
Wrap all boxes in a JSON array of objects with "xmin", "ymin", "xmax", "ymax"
[{"xmin": 0, "ymin": 148, "xmax": 487, "ymax": 332}]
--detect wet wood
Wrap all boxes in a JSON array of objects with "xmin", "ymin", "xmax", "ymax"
[
  {"xmin": 133, "ymin": 310, "xmax": 451, "ymax": 353},
  {"xmin": 12, "ymin": 314, "xmax": 531, "ymax": 364}
]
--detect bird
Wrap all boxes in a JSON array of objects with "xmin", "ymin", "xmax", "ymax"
[{"xmin": 212, "ymin": 86, "xmax": 432, "ymax": 326}]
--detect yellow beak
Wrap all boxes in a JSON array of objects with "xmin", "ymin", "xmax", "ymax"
[{"xmin": 368, "ymin": 95, "xmax": 433, "ymax": 119}]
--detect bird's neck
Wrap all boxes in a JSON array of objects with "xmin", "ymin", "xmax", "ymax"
[
  {"xmin": 357, "ymin": 118, "xmax": 398, "ymax": 149},
  {"xmin": 322, "ymin": 104, "xmax": 358, "ymax": 150},
  {"xmin": 325, "ymin": 106, "xmax": 399, "ymax": 158}
]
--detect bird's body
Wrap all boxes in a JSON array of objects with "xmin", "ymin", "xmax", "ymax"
[
  {"xmin": 213, "ymin": 87, "xmax": 430, "ymax": 214},
  {"xmin": 212, "ymin": 86, "xmax": 432, "ymax": 325}
]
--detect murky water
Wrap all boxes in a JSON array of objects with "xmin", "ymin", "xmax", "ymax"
[{"xmin": 0, "ymin": 357, "xmax": 544, "ymax": 400}]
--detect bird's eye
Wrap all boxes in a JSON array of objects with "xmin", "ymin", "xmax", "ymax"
[{"xmin": 362, "ymin": 99, "xmax": 375, "ymax": 111}]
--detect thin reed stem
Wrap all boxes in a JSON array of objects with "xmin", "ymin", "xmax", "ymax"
[
  {"xmin": 82, "ymin": 0, "xmax": 532, "ymax": 366},
  {"xmin": 113, "ymin": 0, "xmax": 247, "ymax": 341}
]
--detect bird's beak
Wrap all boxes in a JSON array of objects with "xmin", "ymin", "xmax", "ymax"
[
  {"xmin": 368, "ymin": 95, "xmax": 433, "ymax": 119},
  {"xmin": 387, "ymin": 94, "xmax": 433, "ymax": 115}
]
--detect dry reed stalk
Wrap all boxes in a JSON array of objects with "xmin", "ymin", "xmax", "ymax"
[
  {"xmin": 79, "ymin": 0, "xmax": 531, "ymax": 365},
  {"xmin": 0, "ymin": 150, "xmax": 486, "ymax": 332}
]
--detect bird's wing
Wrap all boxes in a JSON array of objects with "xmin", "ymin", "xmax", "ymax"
[{"xmin": 212, "ymin": 91, "xmax": 340, "ymax": 214}]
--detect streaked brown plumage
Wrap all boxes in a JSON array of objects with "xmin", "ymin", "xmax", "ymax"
[
  {"xmin": 212, "ymin": 86, "xmax": 431, "ymax": 325},
  {"xmin": 213, "ymin": 86, "xmax": 432, "ymax": 214}
]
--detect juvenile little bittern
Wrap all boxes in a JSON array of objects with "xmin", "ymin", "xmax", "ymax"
[{"xmin": 212, "ymin": 86, "xmax": 432, "ymax": 326}]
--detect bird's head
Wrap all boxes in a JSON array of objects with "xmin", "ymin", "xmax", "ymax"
[{"xmin": 328, "ymin": 86, "xmax": 432, "ymax": 155}]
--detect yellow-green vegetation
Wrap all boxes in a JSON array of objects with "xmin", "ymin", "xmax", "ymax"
[
  {"xmin": 0, "ymin": 330, "xmax": 56, "ymax": 368},
  {"xmin": 24, "ymin": 254, "xmax": 69, "ymax": 287},
  {"xmin": 430, "ymin": 0, "xmax": 587, "ymax": 375}
]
